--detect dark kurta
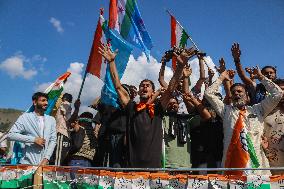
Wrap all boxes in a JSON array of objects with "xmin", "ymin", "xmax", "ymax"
[{"xmin": 126, "ymin": 100, "xmax": 164, "ymax": 168}]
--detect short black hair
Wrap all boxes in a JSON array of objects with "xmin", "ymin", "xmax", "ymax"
[
  {"xmin": 62, "ymin": 93, "xmax": 73, "ymax": 103},
  {"xmin": 122, "ymin": 84, "xmax": 131, "ymax": 96},
  {"xmin": 32, "ymin": 92, "xmax": 48, "ymax": 101},
  {"xmin": 129, "ymin": 85, "xmax": 137, "ymax": 91},
  {"xmin": 230, "ymin": 83, "xmax": 247, "ymax": 92},
  {"xmin": 274, "ymin": 78, "xmax": 284, "ymax": 86},
  {"xmin": 139, "ymin": 79, "xmax": 155, "ymax": 91},
  {"xmin": 261, "ymin": 66, "xmax": 277, "ymax": 74}
]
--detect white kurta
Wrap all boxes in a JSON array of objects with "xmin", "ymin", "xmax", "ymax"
[{"xmin": 204, "ymin": 77, "xmax": 283, "ymax": 175}]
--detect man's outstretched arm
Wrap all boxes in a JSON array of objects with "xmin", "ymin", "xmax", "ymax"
[
  {"xmin": 232, "ymin": 43, "xmax": 255, "ymax": 87},
  {"xmin": 160, "ymin": 47, "xmax": 196, "ymax": 110},
  {"xmin": 99, "ymin": 43, "xmax": 130, "ymax": 108}
]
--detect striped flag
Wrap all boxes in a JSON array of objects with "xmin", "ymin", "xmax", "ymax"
[
  {"xmin": 171, "ymin": 15, "xmax": 189, "ymax": 70},
  {"xmin": 109, "ymin": 0, "xmax": 153, "ymax": 60},
  {"xmin": 86, "ymin": 9, "xmax": 107, "ymax": 80},
  {"xmin": 27, "ymin": 71, "xmax": 71, "ymax": 115},
  {"xmin": 225, "ymin": 110, "xmax": 260, "ymax": 175}
]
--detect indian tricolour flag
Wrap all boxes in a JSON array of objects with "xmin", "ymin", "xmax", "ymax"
[
  {"xmin": 170, "ymin": 15, "xmax": 189, "ymax": 70},
  {"xmin": 225, "ymin": 110, "xmax": 260, "ymax": 176},
  {"xmin": 27, "ymin": 71, "xmax": 71, "ymax": 115}
]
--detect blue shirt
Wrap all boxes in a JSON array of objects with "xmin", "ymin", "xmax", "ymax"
[{"xmin": 7, "ymin": 112, "xmax": 57, "ymax": 165}]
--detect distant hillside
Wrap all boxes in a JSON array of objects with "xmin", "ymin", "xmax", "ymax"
[{"xmin": 0, "ymin": 108, "xmax": 23, "ymax": 132}]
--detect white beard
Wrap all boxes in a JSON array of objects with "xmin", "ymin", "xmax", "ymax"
[{"xmin": 233, "ymin": 99, "xmax": 246, "ymax": 108}]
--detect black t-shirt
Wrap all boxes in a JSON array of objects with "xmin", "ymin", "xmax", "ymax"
[
  {"xmin": 97, "ymin": 103, "xmax": 127, "ymax": 135},
  {"xmin": 93, "ymin": 112, "xmax": 101, "ymax": 125},
  {"xmin": 125, "ymin": 100, "xmax": 164, "ymax": 168}
]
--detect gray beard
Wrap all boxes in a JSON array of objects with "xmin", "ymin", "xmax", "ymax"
[{"xmin": 233, "ymin": 99, "xmax": 246, "ymax": 109}]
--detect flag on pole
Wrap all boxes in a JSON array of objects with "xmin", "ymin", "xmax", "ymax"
[
  {"xmin": 100, "ymin": 20, "xmax": 133, "ymax": 108},
  {"xmin": 109, "ymin": 0, "xmax": 153, "ymax": 61},
  {"xmin": 27, "ymin": 72, "xmax": 71, "ymax": 115},
  {"xmin": 170, "ymin": 14, "xmax": 189, "ymax": 70},
  {"xmin": 86, "ymin": 9, "xmax": 107, "ymax": 80},
  {"xmin": 225, "ymin": 110, "xmax": 260, "ymax": 175}
]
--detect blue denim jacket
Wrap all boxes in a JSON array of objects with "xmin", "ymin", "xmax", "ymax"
[{"xmin": 7, "ymin": 112, "xmax": 57, "ymax": 165}]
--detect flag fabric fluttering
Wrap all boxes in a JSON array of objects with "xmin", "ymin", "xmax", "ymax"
[
  {"xmin": 100, "ymin": 20, "xmax": 133, "ymax": 108},
  {"xmin": 26, "ymin": 72, "xmax": 71, "ymax": 115},
  {"xmin": 170, "ymin": 14, "xmax": 189, "ymax": 70},
  {"xmin": 86, "ymin": 9, "xmax": 107, "ymax": 80},
  {"xmin": 109, "ymin": 0, "xmax": 153, "ymax": 61}
]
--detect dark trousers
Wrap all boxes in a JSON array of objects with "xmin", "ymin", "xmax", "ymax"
[
  {"xmin": 93, "ymin": 133, "xmax": 125, "ymax": 167},
  {"xmin": 49, "ymin": 133, "xmax": 71, "ymax": 165}
]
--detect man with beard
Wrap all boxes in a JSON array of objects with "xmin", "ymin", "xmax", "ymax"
[
  {"xmin": 263, "ymin": 79, "xmax": 284, "ymax": 175},
  {"xmin": 8, "ymin": 92, "xmax": 57, "ymax": 165},
  {"xmin": 204, "ymin": 68, "xmax": 283, "ymax": 175},
  {"xmin": 99, "ymin": 43, "xmax": 196, "ymax": 168}
]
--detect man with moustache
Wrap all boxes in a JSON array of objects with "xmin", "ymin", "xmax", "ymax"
[
  {"xmin": 8, "ymin": 92, "xmax": 57, "ymax": 165},
  {"xmin": 99, "ymin": 43, "xmax": 196, "ymax": 168},
  {"xmin": 204, "ymin": 67, "xmax": 283, "ymax": 175}
]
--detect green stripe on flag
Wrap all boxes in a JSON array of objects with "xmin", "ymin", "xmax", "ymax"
[
  {"xmin": 120, "ymin": 0, "xmax": 135, "ymax": 39},
  {"xmin": 247, "ymin": 134, "xmax": 260, "ymax": 168},
  {"xmin": 48, "ymin": 88, "xmax": 63, "ymax": 99},
  {"xmin": 179, "ymin": 29, "xmax": 189, "ymax": 48}
]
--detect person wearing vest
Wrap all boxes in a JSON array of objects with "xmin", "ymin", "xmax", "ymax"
[{"xmin": 68, "ymin": 112, "xmax": 96, "ymax": 167}]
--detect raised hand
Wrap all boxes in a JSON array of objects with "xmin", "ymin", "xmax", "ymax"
[
  {"xmin": 220, "ymin": 70, "xmax": 231, "ymax": 81},
  {"xmin": 231, "ymin": 43, "xmax": 241, "ymax": 62},
  {"xmin": 98, "ymin": 42, "xmax": 118, "ymax": 63},
  {"xmin": 161, "ymin": 50, "xmax": 173, "ymax": 63},
  {"xmin": 251, "ymin": 66, "xmax": 264, "ymax": 80},
  {"xmin": 174, "ymin": 47, "xmax": 196, "ymax": 66},
  {"xmin": 215, "ymin": 58, "xmax": 226, "ymax": 74},
  {"xmin": 228, "ymin": 69, "xmax": 236, "ymax": 79},
  {"xmin": 245, "ymin": 67, "xmax": 256, "ymax": 80},
  {"xmin": 183, "ymin": 65, "xmax": 192, "ymax": 78}
]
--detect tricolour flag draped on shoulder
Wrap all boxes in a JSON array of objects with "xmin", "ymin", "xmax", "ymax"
[
  {"xmin": 27, "ymin": 72, "xmax": 71, "ymax": 115},
  {"xmin": 170, "ymin": 14, "xmax": 189, "ymax": 70},
  {"xmin": 225, "ymin": 110, "xmax": 260, "ymax": 176},
  {"xmin": 100, "ymin": 19, "xmax": 133, "ymax": 108},
  {"xmin": 86, "ymin": 9, "xmax": 107, "ymax": 80},
  {"xmin": 109, "ymin": 0, "xmax": 153, "ymax": 61}
]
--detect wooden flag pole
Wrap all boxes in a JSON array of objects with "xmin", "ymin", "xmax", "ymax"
[
  {"xmin": 77, "ymin": 71, "xmax": 87, "ymax": 99},
  {"xmin": 166, "ymin": 9, "xmax": 210, "ymax": 68}
]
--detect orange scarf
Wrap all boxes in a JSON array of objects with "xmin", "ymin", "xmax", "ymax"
[{"xmin": 136, "ymin": 103, "xmax": 155, "ymax": 119}]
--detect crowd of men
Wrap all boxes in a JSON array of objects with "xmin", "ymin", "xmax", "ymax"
[{"xmin": 2, "ymin": 42, "xmax": 283, "ymax": 176}]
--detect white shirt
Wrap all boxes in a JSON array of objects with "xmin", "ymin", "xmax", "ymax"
[
  {"xmin": 204, "ymin": 77, "xmax": 283, "ymax": 175},
  {"xmin": 38, "ymin": 116, "xmax": 45, "ymax": 138}
]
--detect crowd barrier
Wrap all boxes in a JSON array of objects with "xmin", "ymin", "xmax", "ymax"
[{"xmin": 0, "ymin": 165, "xmax": 283, "ymax": 188}]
